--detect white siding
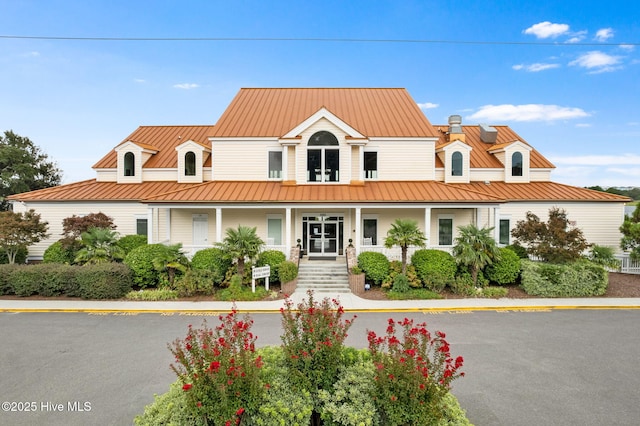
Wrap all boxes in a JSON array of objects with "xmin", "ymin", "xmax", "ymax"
[
  {"xmin": 375, "ymin": 139, "xmax": 435, "ymax": 180},
  {"xmin": 213, "ymin": 139, "xmax": 281, "ymax": 180}
]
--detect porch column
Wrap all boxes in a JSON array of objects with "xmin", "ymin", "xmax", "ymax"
[
  {"xmin": 216, "ymin": 208, "xmax": 222, "ymax": 242},
  {"xmin": 493, "ymin": 206, "xmax": 500, "ymax": 243},
  {"xmin": 355, "ymin": 207, "xmax": 361, "ymax": 253},
  {"xmin": 147, "ymin": 207, "xmax": 154, "ymax": 244},
  {"xmin": 165, "ymin": 209, "xmax": 171, "ymax": 242},
  {"xmin": 424, "ymin": 207, "xmax": 431, "ymax": 248},
  {"xmin": 285, "ymin": 207, "xmax": 292, "ymax": 259}
]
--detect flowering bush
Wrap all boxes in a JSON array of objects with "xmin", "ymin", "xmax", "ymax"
[
  {"xmin": 367, "ymin": 317, "xmax": 464, "ymax": 425},
  {"xmin": 280, "ymin": 291, "xmax": 357, "ymax": 425},
  {"xmin": 169, "ymin": 308, "xmax": 264, "ymax": 425}
]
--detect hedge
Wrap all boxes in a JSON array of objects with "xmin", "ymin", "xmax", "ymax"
[
  {"xmin": 257, "ymin": 250, "xmax": 287, "ymax": 283},
  {"xmin": 485, "ymin": 247, "xmax": 521, "ymax": 285},
  {"xmin": 190, "ymin": 247, "xmax": 232, "ymax": 285},
  {"xmin": 357, "ymin": 252, "xmax": 390, "ymax": 285},
  {"xmin": 43, "ymin": 240, "xmax": 77, "ymax": 264},
  {"xmin": 411, "ymin": 249, "xmax": 457, "ymax": 292},
  {"xmin": 520, "ymin": 259, "xmax": 608, "ymax": 297},
  {"xmin": 124, "ymin": 244, "xmax": 176, "ymax": 288}
]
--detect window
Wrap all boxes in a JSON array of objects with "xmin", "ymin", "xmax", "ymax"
[
  {"xmin": 363, "ymin": 218, "xmax": 377, "ymax": 245},
  {"xmin": 268, "ymin": 151, "xmax": 282, "ymax": 179},
  {"xmin": 124, "ymin": 152, "xmax": 135, "ymax": 176},
  {"xmin": 364, "ymin": 152, "xmax": 378, "ymax": 179},
  {"xmin": 267, "ymin": 217, "xmax": 282, "ymax": 245},
  {"xmin": 136, "ymin": 218, "xmax": 148, "ymax": 236},
  {"xmin": 499, "ymin": 219, "xmax": 510, "ymax": 245},
  {"xmin": 451, "ymin": 151, "xmax": 463, "ymax": 176},
  {"xmin": 438, "ymin": 218, "xmax": 453, "ymax": 245},
  {"xmin": 512, "ymin": 152, "xmax": 523, "ymax": 177},
  {"xmin": 307, "ymin": 131, "xmax": 339, "ymax": 182},
  {"xmin": 185, "ymin": 151, "xmax": 196, "ymax": 176}
]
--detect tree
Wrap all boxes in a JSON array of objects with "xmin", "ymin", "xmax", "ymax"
[
  {"xmin": 0, "ymin": 209, "xmax": 49, "ymax": 263},
  {"xmin": 0, "ymin": 130, "xmax": 62, "ymax": 210},
  {"xmin": 216, "ymin": 225, "xmax": 264, "ymax": 278},
  {"xmin": 74, "ymin": 227, "xmax": 125, "ymax": 265},
  {"xmin": 151, "ymin": 244, "xmax": 189, "ymax": 285},
  {"xmin": 384, "ymin": 218, "xmax": 427, "ymax": 274},
  {"xmin": 61, "ymin": 212, "xmax": 115, "ymax": 249},
  {"xmin": 511, "ymin": 207, "xmax": 589, "ymax": 263},
  {"xmin": 620, "ymin": 204, "xmax": 640, "ymax": 260},
  {"xmin": 452, "ymin": 224, "xmax": 501, "ymax": 287}
]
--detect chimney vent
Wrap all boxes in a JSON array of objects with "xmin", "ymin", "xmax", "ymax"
[
  {"xmin": 448, "ymin": 115, "xmax": 463, "ymax": 134},
  {"xmin": 479, "ymin": 123, "xmax": 498, "ymax": 143}
]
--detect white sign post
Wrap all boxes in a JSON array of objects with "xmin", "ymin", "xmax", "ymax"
[{"xmin": 251, "ymin": 265, "xmax": 271, "ymax": 293}]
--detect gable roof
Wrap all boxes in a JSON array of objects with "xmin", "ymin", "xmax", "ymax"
[
  {"xmin": 210, "ymin": 88, "xmax": 439, "ymax": 138},
  {"xmin": 93, "ymin": 125, "xmax": 215, "ymax": 169}
]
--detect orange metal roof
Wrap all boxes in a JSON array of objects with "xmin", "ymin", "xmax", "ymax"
[
  {"xmin": 211, "ymin": 88, "xmax": 439, "ymax": 138},
  {"xmin": 433, "ymin": 125, "xmax": 555, "ymax": 169},
  {"xmin": 452, "ymin": 181, "xmax": 630, "ymax": 202},
  {"xmin": 93, "ymin": 125, "xmax": 215, "ymax": 169}
]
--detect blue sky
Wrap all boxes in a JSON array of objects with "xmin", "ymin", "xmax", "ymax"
[{"xmin": 1, "ymin": 0, "xmax": 638, "ymax": 187}]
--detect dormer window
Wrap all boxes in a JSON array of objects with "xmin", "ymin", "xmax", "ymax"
[
  {"xmin": 364, "ymin": 151, "xmax": 378, "ymax": 179},
  {"xmin": 269, "ymin": 151, "xmax": 282, "ymax": 179},
  {"xmin": 512, "ymin": 152, "xmax": 523, "ymax": 177},
  {"xmin": 307, "ymin": 131, "xmax": 340, "ymax": 182},
  {"xmin": 124, "ymin": 152, "xmax": 135, "ymax": 176},
  {"xmin": 185, "ymin": 151, "xmax": 196, "ymax": 176},
  {"xmin": 451, "ymin": 151, "xmax": 463, "ymax": 176}
]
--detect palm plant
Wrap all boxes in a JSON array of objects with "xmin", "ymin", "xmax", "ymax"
[
  {"xmin": 151, "ymin": 244, "xmax": 189, "ymax": 286},
  {"xmin": 216, "ymin": 225, "xmax": 264, "ymax": 278},
  {"xmin": 452, "ymin": 224, "xmax": 501, "ymax": 287},
  {"xmin": 384, "ymin": 219, "xmax": 427, "ymax": 274},
  {"xmin": 74, "ymin": 227, "xmax": 124, "ymax": 265}
]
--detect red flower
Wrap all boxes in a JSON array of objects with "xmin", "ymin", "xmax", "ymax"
[
  {"xmin": 236, "ymin": 407, "xmax": 245, "ymax": 416},
  {"xmin": 182, "ymin": 383, "xmax": 192, "ymax": 391}
]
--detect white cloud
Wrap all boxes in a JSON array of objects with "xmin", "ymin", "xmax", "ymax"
[
  {"xmin": 594, "ymin": 28, "xmax": 614, "ymax": 42},
  {"xmin": 468, "ymin": 104, "xmax": 589, "ymax": 122},
  {"xmin": 566, "ymin": 30, "xmax": 588, "ymax": 44},
  {"xmin": 523, "ymin": 21, "xmax": 570, "ymax": 39},
  {"xmin": 569, "ymin": 51, "xmax": 622, "ymax": 73},
  {"xmin": 512, "ymin": 63, "xmax": 560, "ymax": 72},
  {"xmin": 173, "ymin": 83, "xmax": 200, "ymax": 90},
  {"xmin": 548, "ymin": 153, "xmax": 640, "ymax": 166},
  {"xmin": 619, "ymin": 44, "xmax": 635, "ymax": 51},
  {"xmin": 134, "ymin": 79, "xmax": 146, "ymax": 84},
  {"xmin": 575, "ymin": 123, "xmax": 592, "ymax": 128},
  {"xmin": 417, "ymin": 102, "xmax": 439, "ymax": 110}
]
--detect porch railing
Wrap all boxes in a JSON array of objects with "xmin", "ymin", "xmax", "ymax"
[
  {"xmin": 357, "ymin": 245, "xmax": 453, "ymax": 261},
  {"xmin": 615, "ymin": 254, "xmax": 640, "ymax": 275}
]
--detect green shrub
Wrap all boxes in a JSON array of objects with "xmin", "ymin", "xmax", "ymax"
[
  {"xmin": 278, "ymin": 260, "xmax": 298, "ymax": 283},
  {"xmin": 479, "ymin": 286, "xmax": 509, "ymax": 298},
  {"xmin": 506, "ymin": 243, "xmax": 529, "ymax": 259},
  {"xmin": 588, "ymin": 245, "xmax": 621, "ymax": 270},
  {"xmin": 391, "ymin": 273, "xmax": 410, "ymax": 293},
  {"xmin": 257, "ymin": 249, "xmax": 287, "ymax": 282},
  {"xmin": 217, "ymin": 274, "xmax": 268, "ymax": 301},
  {"xmin": 485, "ymin": 247, "xmax": 521, "ymax": 285},
  {"xmin": 134, "ymin": 381, "xmax": 205, "ymax": 426},
  {"xmin": 124, "ymin": 243, "xmax": 175, "ymax": 288},
  {"xmin": 116, "ymin": 234, "xmax": 148, "ymax": 255},
  {"xmin": 190, "ymin": 247, "xmax": 232, "ymax": 285},
  {"xmin": 9, "ymin": 265, "xmax": 42, "ymax": 296},
  {"xmin": 449, "ymin": 273, "xmax": 477, "ymax": 296},
  {"xmin": 0, "ymin": 246, "xmax": 28, "ymax": 264},
  {"xmin": 385, "ymin": 288, "xmax": 443, "ymax": 300},
  {"xmin": 172, "ymin": 269, "xmax": 217, "ymax": 297},
  {"xmin": 382, "ymin": 260, "xmax": 421, "ymax": 289},
  {"xmin": 520, "ymin": 259, "xmax": 608, "ymax": 297},
  {"xmin": 126, "ymin": 288, "xmax": 179, "ymax": 301},
  {"xmin": 74, "ymin": 263, "xmax": 133, "ymax": 299},
  {"xmin": 411, "ymin": 249, "xmax": 457, "ymax": 292},
  {"xmin": 0, "ymin": 264, "xmax": 21, "ymax": 294},
  {"xmin": 319, "ymin": 361, "xmax": 379, "ymax": 426},
  {"xmin": 35, "ymin": 264, "xmax": 76, "ymax": 297},
  {"xmin": 43, "ymin": 240, "xmax": 77, "ymax": 264},
  {"xmin": 357, "ymin": 251, "xmax": 390, "ymax": 285},
  {"xmin": 438, "ymin": 393, "xmax": 473, "ymax": 426}
]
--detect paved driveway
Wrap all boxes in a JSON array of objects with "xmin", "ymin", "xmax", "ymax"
[{"xmin": 1, "ymin": 309, "xmax": 639, "ymax": 425}]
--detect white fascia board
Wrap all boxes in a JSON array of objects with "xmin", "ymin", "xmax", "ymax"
[
  {"xmin": 368, "ymin": 137, "xmax": 439, "ymax": 142},
  {"xmin": 283, "ymin": 107, "xmax": 365, "ymax": 139},
  {"xmin": 176, "ymin": 139, "xmax": 211, "ymax": 152}
]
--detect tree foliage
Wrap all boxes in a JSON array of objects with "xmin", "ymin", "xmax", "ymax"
[
  {"xmin": 511, "ymin": 207, "xmax": 589, "ymax": 264},
  {"xmin": 216, "ymin": 225, "xmax": 264, "ymax": 278},
  {"xmin": 452, "ymin": 224, "xmax": 501, "ymax": 287},
  {"xmin": 61, "ymin": 212, "xmax": 115, "ymax": 248},
  {"xmin": 0, "ymin": 209, "xmax": 49, "ymax": 263},
  {"xmin": 0, "ymin": 130, "xmax": 62, "ymax": 210},
  {"xmin": 74, "ymin": 227, "xmax": 125, "ymax": 265},
  {"xmin": 620, "ymin": 204, "xmax": 640, "ymax": 260},
  {"xmin": 384, "ymin": 218, "xmax": 427, "ymax": 274}
]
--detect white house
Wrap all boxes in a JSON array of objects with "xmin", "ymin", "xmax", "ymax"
[{"xmin": 9, "ymin": 88, "xmax": 629, "ymax": 261}]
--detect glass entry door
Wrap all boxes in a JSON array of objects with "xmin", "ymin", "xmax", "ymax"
[{"xmin": 308, "ymin": 221, "xmax": 338, "ymax": 256}]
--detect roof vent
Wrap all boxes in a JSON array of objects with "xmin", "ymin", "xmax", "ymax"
[
  {"xmin": 448, "ymin": 115, "xmax": 463, "ymax": 134},
  {"xmin": 479, "ymin": 123, "xmax": 498, "ymax": 143}
]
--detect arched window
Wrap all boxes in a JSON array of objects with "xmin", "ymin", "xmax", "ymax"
[
  {"xmin": 185, "ymin": 151, "xmax": 196, "ymax": 176},
  {"xmin": 307, "ymin": 131, "xmax": 339, "ymax": 182},
  {"xmin": 512, "ymin": 152, "xmax": 523, "ymax": 177},
  {"xmin": 451, "ymin": 151, "xmax": 463, "ymax": 176},
  {"xmin": 124, "ymin": 152, "xmax": 135, "ymax": 176}
]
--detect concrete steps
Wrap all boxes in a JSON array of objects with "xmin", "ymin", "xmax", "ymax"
[{"xmin": 296, "ymin": 260, "xmax": 350, "ymax": 293}]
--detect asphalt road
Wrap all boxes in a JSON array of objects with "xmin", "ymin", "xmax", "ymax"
[{"xmin": 1, "ymin": 309, "xmax": 639, "ymax": 425}]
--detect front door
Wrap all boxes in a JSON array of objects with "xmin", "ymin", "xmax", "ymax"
[
  {"xmin": 192, "ymin": 214, "xmax": 209, "ymax": 247},
  {"xmin": 307, "ymin": 221, "xmax": 338, "ymax": 256}
]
